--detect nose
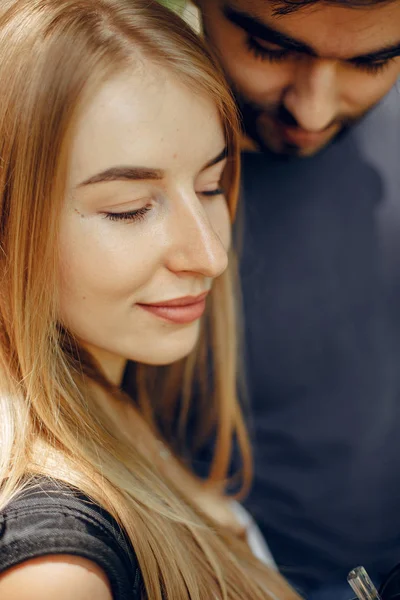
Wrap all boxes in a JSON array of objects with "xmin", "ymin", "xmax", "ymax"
[
  {"xmin": 283, "ymin": 59, "xmax": 339, "ymax": 132},
  {"xmin": 165, "ymin": 191, "xmax": 229, "ymax": 279}
]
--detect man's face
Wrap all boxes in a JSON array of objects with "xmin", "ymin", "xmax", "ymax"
[{"xmin": 196, "ymin": 0, "xmax": 400, "ymax": 156}]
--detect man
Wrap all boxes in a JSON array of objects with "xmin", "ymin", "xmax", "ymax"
[{"xmin": 192, "ymin": 0, "xmax": 400, "ymax": 597}]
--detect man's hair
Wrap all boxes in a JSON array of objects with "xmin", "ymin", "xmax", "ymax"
[{"xmin": 273, "ymin": 0, "xmax": 395, "ymax": 15}]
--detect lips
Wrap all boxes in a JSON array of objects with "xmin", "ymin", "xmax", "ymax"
[
  {"xmin": 137, "ymin": 292, "xmax": 209, "ymax": 325},
  {"xmin": 281, "ymin": 125, "xmax": 330, "ymax": 147}
]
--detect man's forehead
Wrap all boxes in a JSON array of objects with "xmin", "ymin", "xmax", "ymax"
[{"xmin": 220, "ymin": 0, "xmax": 400, "ymax": 61}]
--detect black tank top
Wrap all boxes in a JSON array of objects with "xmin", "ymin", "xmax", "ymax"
[{"xmin": 0, "ymin": 478, "xmax": 142, "ymax": 599}]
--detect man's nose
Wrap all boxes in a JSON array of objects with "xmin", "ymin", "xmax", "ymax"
[{"xmin": 283, "ymin": 59, "xmax": 339, "ymax": 132}]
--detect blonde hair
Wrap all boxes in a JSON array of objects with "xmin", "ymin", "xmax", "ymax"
[{"xmin": 0, "ymin": 1, "xmax": 299, "ymax": 599}]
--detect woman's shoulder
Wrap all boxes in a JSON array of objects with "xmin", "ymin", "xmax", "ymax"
[
  {"xmin": 0, "ymin": 477, "xmax": 142, "ymax": 600},
  {"xmin": 0, "ymin": 554, "xmax": 113, "ymax": 600}
]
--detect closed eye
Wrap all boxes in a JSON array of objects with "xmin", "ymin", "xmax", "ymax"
[
  {"xmin": 103, "ymin": 206, "xmax": 152, "ymax": 223},
  {"xmin": 246, "ymin": 36, "xmax": 292, "ymax": 63},
  {"xmin": 349, "ymin": 58, "xmax": 393, "ymax": 75},
  {"xmin": 247, "ymin": 35, "xmax": 396, "ymax": 75},
  {"xmin": 199, "ymin": 188, "xmax": 224, "ymax": 197}
]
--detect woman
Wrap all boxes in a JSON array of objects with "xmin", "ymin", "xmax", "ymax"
[{"xmin": 0, "ymin": 1, "xmax": 299, "ymax": 599}]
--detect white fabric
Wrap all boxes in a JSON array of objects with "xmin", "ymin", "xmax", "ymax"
[{"xmin": 231, "ymin": 502, "xmax": 277, "ymax": 568}]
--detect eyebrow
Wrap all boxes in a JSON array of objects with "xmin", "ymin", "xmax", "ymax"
[
  {"xmin": 223, "ymin": 4, "xmax": 400, "ymax": 64},
  {"xmin": 205, "ymin": 146, "xmax": 228, "ymax": 168},
  {"xmin": 77, "ymin": 147, "xmax": 228, "ymax": 188},
  {"xmin": 78, "ymin": 166, "xmax": 163, "ymax": 186}
]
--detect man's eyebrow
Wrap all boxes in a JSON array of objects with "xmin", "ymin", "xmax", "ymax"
[
  {"xmin": 223, "ymin": 4, "xmax": 400, "ymax": 63},
  {"xmin": 77, "ymin": 166, "xmax": 164, "ymax": 187},
  {"xmin": 223, "ymin": 5, "xmax": 316, "ymax": 56}
]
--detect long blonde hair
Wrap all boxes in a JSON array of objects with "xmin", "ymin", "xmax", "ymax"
[{"xmin": 0, "ymin": 1, "xmax": 298, "ymax": 599}]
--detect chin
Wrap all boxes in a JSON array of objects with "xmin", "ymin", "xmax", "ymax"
[
  {"xmin": 259, "ymin": 132, "xmax": 337, "ymax": 157},
  {"xmin": 128, "ymin": 322, "xmax": 201, "ymax": 366},
  {"xmin": 297, "ymin": 135, "xmax": 339, "ymax": 157},
  {"xmin": 294, "ymin": 143, "xmax": 330, "ymax": 158},
  {"xmin": 256, "ymin": 120, "xmax": 343, "ymax": 157}
]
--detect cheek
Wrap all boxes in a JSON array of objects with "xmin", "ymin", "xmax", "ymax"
[
  {"xmin": 57, "ymin": 217, "xmax": 161, "ymax": 310},
  {"xmin": 209, "ymin": 31, "xmax": 289, "ymax": 103},
  {"xmin": 343, "ymin": 66, "xmax": 400, "ymax": 112},
  {"xmin": 232, "ymin": 64, "xmax": 290, "ymax": 105}
]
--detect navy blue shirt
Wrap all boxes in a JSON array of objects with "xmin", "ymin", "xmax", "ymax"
[{"xmin": 240, "ymin": 82, "xmax": 400, "ymax": 589}]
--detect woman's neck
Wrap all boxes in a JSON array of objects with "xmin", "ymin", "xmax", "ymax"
[{"xmin": 83, "ymin": 343, "xmax": 127, "ymax": 386}]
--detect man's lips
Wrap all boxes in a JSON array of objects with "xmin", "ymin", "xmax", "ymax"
[
  {"xmin": 137, "ymin": 292, "xmax": 209, "ymax": 324},
  {"xmin": 257, "ymin": 110, "xmax": 338, "ymax": 148},
  {"xmin": 280, "ymin": 124, "xmax": 334, "ymax": 147}
]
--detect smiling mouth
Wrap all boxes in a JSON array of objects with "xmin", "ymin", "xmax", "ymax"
[
  {"xmin": 257, "ymin": 110, "xmax": 338, "ymax": 150},
  {"xmin": 280, "ymin": 125, "xmax": 333, "ymax": 147},
  {"xmin": 137, "ymin": 292, "xmax": 209, "ymax": 325}
]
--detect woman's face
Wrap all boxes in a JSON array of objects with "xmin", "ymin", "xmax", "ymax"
[{"xmin": 59, "ymin": 65, "xmax": 231, "ymax": 385}]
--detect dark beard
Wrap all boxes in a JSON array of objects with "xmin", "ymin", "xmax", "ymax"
[{"xmin": 237, "ymin": 93, "xmax": 356, "ymax": 156}]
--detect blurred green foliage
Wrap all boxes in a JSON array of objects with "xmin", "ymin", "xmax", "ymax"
[{"xmin": 159, "ymin": 0, "xmax": 186, "ymax": 13}]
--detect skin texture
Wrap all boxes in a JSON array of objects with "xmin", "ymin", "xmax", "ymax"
[
  {"xmin": 59, "ymin": 65, "xmax": 230, "ymax": 385},
  {"xmin": 195, "ymin": 0, "xmax": 400, "ymax": 156},
  {"xmin": 0, "ymin": 556, "xmax": 112, "ymax": 600}
]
